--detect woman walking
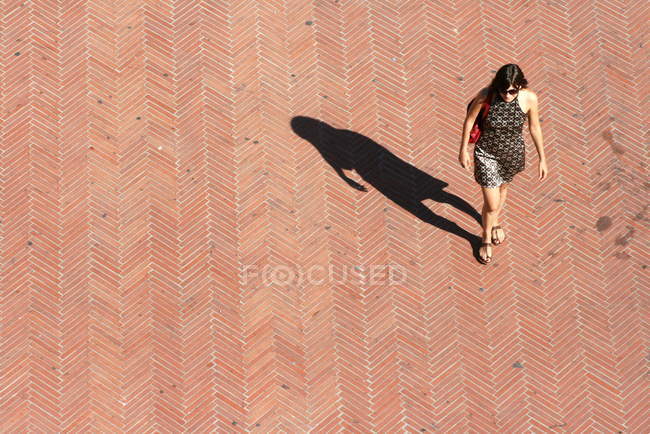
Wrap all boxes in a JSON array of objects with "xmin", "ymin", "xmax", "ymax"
[{"xmin": 459, "ymin": 64, "xmax": 548, "ymax": 264}]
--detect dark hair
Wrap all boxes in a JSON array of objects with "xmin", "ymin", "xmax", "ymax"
[{"xmin": 489, "ymin": 64, "xmax": 528, "ymax": 93}]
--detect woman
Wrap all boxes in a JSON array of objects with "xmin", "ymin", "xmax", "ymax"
[{"xmin": 459, "ymin": 64, "xmax": 548, "ymax": 264}]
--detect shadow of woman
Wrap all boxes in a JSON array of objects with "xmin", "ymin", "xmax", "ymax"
[{"xmin": 291, "ymin": 116, "xmax": 485, "ymax": 256}]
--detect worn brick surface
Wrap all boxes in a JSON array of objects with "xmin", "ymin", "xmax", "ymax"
[{"xmin": 0, "ymin": 0, "xmax": 647, "ymax": 432}]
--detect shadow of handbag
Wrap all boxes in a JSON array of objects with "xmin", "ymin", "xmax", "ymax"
[{"xmin": 467, "ymin": 89, "xmax": 493, "ymax": 144}]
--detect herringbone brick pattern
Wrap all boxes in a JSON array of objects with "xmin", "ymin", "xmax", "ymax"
[{"xmin": 1, "ymin": 0, "xmax": 647, "ymax": 432}]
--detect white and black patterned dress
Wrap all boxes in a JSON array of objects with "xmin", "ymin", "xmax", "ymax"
[{"xmin": 474, "ymin": 92, "xmax": 526, "ymax": 187}]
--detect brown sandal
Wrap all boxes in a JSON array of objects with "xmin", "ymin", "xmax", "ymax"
[
  {"xmin": 479, "ymin": 242, "xmax": 493, "ymax": 264},
  {"xmin": 491, "ymin": 225, "xmax": 506, "ymax": 245}
]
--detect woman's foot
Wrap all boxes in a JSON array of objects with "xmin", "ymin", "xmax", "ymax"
[
  {"xmin": 479, "ymin": 240, "xmax": 493, "ymax": 264},
  {"xmin": 491, "ymin": 225, "xmax": 505, "ymax": 245}
]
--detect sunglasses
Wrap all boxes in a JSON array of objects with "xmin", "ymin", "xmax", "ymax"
[{"xmin": 501, "ymin": 87, "xmax": 520, "ymax": 95}]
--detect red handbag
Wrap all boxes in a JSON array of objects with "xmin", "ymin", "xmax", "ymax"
[{"xmin": 467, "ymin": 89, "xmax": 493, "ymax": 144}]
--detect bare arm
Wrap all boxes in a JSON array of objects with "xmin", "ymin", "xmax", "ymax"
[
  {"xmin": 527, "ymin": 91, "xmax": 546, "ymax": 161},
  {"xmin": 460, "ymin": 90, "xmax": 488, "ymax": 152}
]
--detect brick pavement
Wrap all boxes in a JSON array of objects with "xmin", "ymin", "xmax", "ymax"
[{"xmin": 0, "ymin": 0, "xmax": 647, "ymax": 432}]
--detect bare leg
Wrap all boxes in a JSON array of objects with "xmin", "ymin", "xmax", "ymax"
[
  {"xmin": 493, "ymin": 182, "xmax": 509, "ymax": 242},
  {"xmin": 497, "ymin": 182, "xmax": 509, "ymax": 213},
  {"xmin": 480, "ymin": 186, "xmax": 500, "ymax": 262}
]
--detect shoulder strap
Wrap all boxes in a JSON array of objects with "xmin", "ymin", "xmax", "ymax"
[{"xmin": 481, "ymin": 88, "xmax": 493, "ymax": 120}]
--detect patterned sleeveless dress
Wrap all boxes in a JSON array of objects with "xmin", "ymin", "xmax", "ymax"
[{"xmin": 474, "ymin": 91, "xmax": 526, "ymax": 187}]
